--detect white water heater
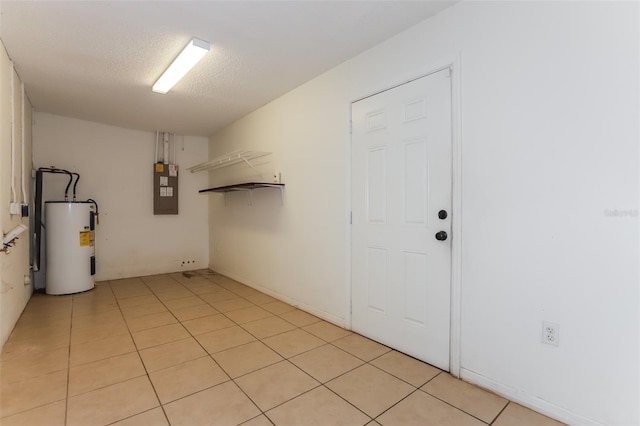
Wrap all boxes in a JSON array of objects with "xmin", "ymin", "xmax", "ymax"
[{"xmin": 45, "ymin": 201, "xmax": 96, "ymax": 295}]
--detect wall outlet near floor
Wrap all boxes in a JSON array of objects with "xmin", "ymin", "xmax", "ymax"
[
  {"xmin": 542, "ymin": 321, "xmax": 560, "ymax": 346},
  {"xmin": 180, "ymin": 260, "xmax": 196, "ymax": 268}
]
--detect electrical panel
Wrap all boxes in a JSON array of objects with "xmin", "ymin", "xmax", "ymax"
[{"xmin": 153, "ymin": 163, "xmax": 178, "ymax": 214}]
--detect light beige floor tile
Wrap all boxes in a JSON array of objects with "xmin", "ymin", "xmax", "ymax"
[
  {"xmin": 261, "ymin": 301, "xmax": 297, "ymax": 315},
  {"xmin": 125, "ymin": 311, "xmax": 178, "ymax": 332},
  {"xmin": 149, "ymin": 356, "xmax": 229, "ymax": 404},
  {"xmin": 493, "ymin": 402, "xmax": 565, "ymax": 426},
  {"xmin": 72, "ymin": 300, "xmax": 119, "ymax": 313},
  {"xmin": 279, "ymin": 309, "xmax": 322, "ymax": 327},
  {"xmin": 5, "ymin": 320, "xmax": 70, "ymax": 342},
  {"xmin": 161, "ymin": 295, "xmax": 206, "ymax": 310},
  {"xmin": 112, "ymin": 286, "xmax": 154, "ymax": 300},
  {"xmin": 377, "ymin": 390, "xmax": 485, "ymax": 426},
  {"xmin": 225, "ymin": 306, "xmax": 273, "ymax": 324},
  {"xmin": 421, "ymin": 373, "xmax": 508, "ymax": 423},
  {"xmin": 0, "ymin": 346, "xmax": 68, "ymax": 384},
  {"xmin": 213, "ymin": 341, "xmax": 283, "ymax": 378},
  {"xmin": 266, "ymin": 385, "xmax": 370, "ymax": 426},
  {"xmin": 120, "ymin": 301, "xmax": 168, "ymax": 319},
  {"xmin": 112, "ymin": 407, "xmax": 169, "ymax": 426},
  {"xmin": 262, "ymin": 329, "xmax": 325, "ymax": 358},
  {"xmin": 70, "ymin": 320, "xmax": 130, "ymax": 345},
  {"xmin": 170, "ymin": 304, "xmax": 219, "ymax": 321},
  {"xmin": 243, "ymin": 292, "xmax": 278, "ymax": 305},
  {"xmin": 182, "ymin": 313, "xmax": 235, "ymax": 335},
  {"xmin": 10, "ymin": 317, "xmax": 71, "ymax": 337},
  {"xmin": 68, "ymin": 352, "xmax": 146, "ymax": 396},
  {"xmin": 196, "ymin": 326, "xmax": 256, "ymax": 354},
  {"xmin": 241, "ymin": 315, "xmax": 297, "ymax": 339},
  {"xmin": 216, "ymin": 280, "xmax": 249, "ymax": 293},
  {"xmin": 70, "ymin": 333, "xmax": 135, "ymax": 366},
  {"xmin": 370, "ymin": 350, "xmax": 441, "ymax": 387},
  {"xmin": 332, "ymin": 334, "xmax": 391, "ymax": 361},
  {"xmin": 1, "ymin": 330, "xmax": 70, "ymax": 356},
  {"xmin": 290, "ymin": 344, "xmax": 364, "ymax": 383},
  {"xmin": 235, "ymin": 361, "xmax": 319, "ymax": 411},
  {"xmin": 138, "ymin": 337, "xmax": 206, "ymax": 372},
  {"xmin": 164, "ymin": 381, "xmax": 260, "ymax": 426},
  {"xmin": 326, "ymin": 364, "xmax": 414, "ymax": 418},
  {"xmin": 302, "ymin": 321, "xmax": 352, "ymax": 342},
  {"xmin": 71, "ymin": 309, "xmax": 123, "ymax": 328},
  {"xmin": 188, "ymin": 283, "xmax": 225, "ymax": 295},
  {"xmin": 0, "ymin": 370, "xmax": 67, "ymax": 418},
  {"xmin": 210, "ymin": 297, "xmax": 255, "ymax": 312},
  {"xmin": 111, "ymin": 277, "xmax": 145, "ymax": 287},
  {"xmin": 116, "ymin": 294, "xmax": 160, "ymax": 308},
  {"xmin": 240, "ymin": 414, "xmax": 273, "ymax": 426},
  {"xmin": 199, "ymin": 289, "xmax": 238, "ymax": 304},
  {"xmin": 131, "ymin": 323, "xmax": 189, "ymax": 349},
  {"xmin": 155, "ymin": 288, "xmax": 195, "ymax": 301},
  {"xmin": 66, "ymin": 376, "xmax": 159, "ymax": 426},
  {"xmin": 18, "ymin": 308, "xmax": 71, "ymax": 323},
  {"xmin": 0, "ymin": 400, "xmax": 66, "ymax": 426},
  {"xmin": 229, "ymin": 286, "xmax": 261, "ymax": 297},
  {"xmin": 145, "ymin": 282, "xmax": 181, "ymax": 293},
  {"xmin": 72, "ymin": 301, "xmax": 120, "ymax": 317}
]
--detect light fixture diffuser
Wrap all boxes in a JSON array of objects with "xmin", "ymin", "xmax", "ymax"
[{"xmin": 152, "ymin": 37, "xmax": 209, "ymax": 94}]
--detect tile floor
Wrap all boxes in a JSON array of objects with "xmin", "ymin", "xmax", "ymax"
[{"xmin": 0, "ymin": 270, "xmax": 563, "ymax": 426}]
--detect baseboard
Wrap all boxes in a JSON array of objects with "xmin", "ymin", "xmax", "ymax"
[
  {"xmin": 460, "ymin": 368, "xmax": 602, "ymax": 426},
  {"xmin": 211, "ymin": 268, "xmax": 347, "ymax": 328}
]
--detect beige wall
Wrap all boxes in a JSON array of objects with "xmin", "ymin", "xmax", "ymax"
[
  {"xmin": 32, "ymin": 113, "xmax": 210, "ymax": 280},
  {"xmin": 0, "ymin": 41, "xmax": 33, "ymax": 347},
  {"xmin": 208, "ymin": 2, "xmax": 639, "ymax": 425}
]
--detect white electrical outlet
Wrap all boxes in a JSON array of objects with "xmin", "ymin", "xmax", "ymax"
[
  {"xmin": 272, "ymin": 172, "xmax": 281, "ymax": 183},
  {"xmin": 542, "ymin": 321, "xmax": 560, "ymax": 346}
]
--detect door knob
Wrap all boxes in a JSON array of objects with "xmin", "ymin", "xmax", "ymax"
[
  {"xmin": 438, "ymin": 210, "xmax": 448, "ymax": 220},
  {"xmin": 435, "ymin": 231, "xmax": 448, "ymax": 241}
]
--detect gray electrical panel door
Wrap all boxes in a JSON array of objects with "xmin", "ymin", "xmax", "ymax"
[{"xmin": 153, "ymin": 163, "xmax": 178, "ymax": 214}]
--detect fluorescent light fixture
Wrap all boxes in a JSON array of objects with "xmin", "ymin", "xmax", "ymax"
[{"xmin": 152, "ymin": 37, "xmax": 209, "ymax": 94}]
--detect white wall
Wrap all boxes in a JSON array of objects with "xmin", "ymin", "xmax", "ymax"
[
  {"xmin": 209, "ymin": 2, "xmax": 639, "ymax": 425},
  {"xmin": 33, "ymin": 113, "xmax": 209, "ymax": 280},
  {"xmin": 0, "ymin": 41, "xmax": 33, "ymax": 347}
]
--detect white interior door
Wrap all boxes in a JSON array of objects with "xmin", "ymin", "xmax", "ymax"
[{"xmin": 351, "ymin": 69, "xmax": 452, "ymax": 370}]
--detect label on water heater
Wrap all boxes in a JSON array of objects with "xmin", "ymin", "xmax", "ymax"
[{"xmin": 79, "ymin": 231, "xmax": 90, "ymax": 247}]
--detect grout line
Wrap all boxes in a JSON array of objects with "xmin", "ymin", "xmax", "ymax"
[
  {"xmin": 490, "ymin": 401, "xmax": 511, "ymax": 425},
  {"xmin": 64, "ymin": 292, "xmax": 74, "ymax": 426},
  {"xmin": 370, "ymin": 387, "xmax": 421, "ymax": 422},
  {"xmin": 127, "ymin": 277, "xmax": 178, "ymax": 425},
  {"xmin": 7, "ymin": 273, "xmax": 549, "ymax": 425}
]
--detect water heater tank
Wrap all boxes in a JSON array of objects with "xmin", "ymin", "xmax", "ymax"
[{"xmin": 45, "ymin": 201, "xmax": 96, "ymax": 295}]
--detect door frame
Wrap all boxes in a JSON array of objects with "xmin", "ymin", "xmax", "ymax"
[{"xmin": 345, "ymin": 55, "xmax": 462, "ymax": 377}]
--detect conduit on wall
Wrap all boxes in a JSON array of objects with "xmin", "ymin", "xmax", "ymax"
[
  {"xmin": 9, "ymin": 63, "xmax": 17, "ymax": 206},
  {"xmin": 7, "ymin": 61, "xmax": 29, "ymax": 216},
  {"xmin": 21, "ymin": 82, "xmax": 27, "ymax": 204}
]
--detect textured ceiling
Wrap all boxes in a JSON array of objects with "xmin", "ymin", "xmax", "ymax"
[{"xmin": 0, "ymin": 1, "xmax": 454, "ymax": 136}]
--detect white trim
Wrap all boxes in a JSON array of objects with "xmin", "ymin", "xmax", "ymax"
[
  {"xmin": 344, "ymin": 102, "xmax": 353, "ymax": 331},
  {"xmin": 449, "ymin": 54, "xmax": 463, "ymax": 378},
  {"xmin": 460, "ymin": 368, "xmax": 603, "ymax": 426},
  {"xmin": 346, "ymin": 55, "xmax": 462, "ymax": 372}
]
